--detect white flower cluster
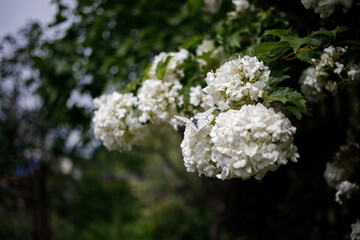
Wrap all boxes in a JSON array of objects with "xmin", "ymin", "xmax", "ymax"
[
  {"xmin": 180, "ymin": 104, "xmax": 299, "ymax": 180},
  {"xmin": 189, "ymin": 85, "xmax": 214, "ymax": 111},
  {"xmin": 351, "ymin": 220, "xmax": 360, "ymax": 240},
  {"xmin": 137, "ymin": 79, "xmax": 183, "ymax": 128},
  {"xmin": 299, "ymin": 46, "xmax": 357, "ymax": 102},
  {"xmin": 148, "ymin": 49, "xmax": 189, "ymax": 82},
  {"xmin": 324, "ymin": 143, "xmax": 360, "ymax": 204},
  {"xmin": 92, "ymin": 92, "xmax": 146, "ymax": 151},
  {"xmin": 181, "ymin": 114, "xmax": 218, "ymax": 177},
  {"xmin": 335, "ymin": 180, "xmax": 358, "ymax": 205},
  {"xmin": 204, "ymin": 55, "xmax": 270, "ymax": 111},
  {"xmin": 196, "ymin": 40, "xmax": 227, "ymax": 67},
  {"xmin": 301, "ymin": 0, "xmax": 353, "ymax": 18},
  {"xmin": 227, "ymin": 0, "xmax": 253, "ymax": 20}
]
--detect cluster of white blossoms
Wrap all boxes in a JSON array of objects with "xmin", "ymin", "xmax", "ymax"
[
  {"xmin": 195, "ymin": 39, "xmax": 227, "ymax": 67},
  {"xmin": 351, "ymin": 220, "xmax": 360, "ymax": 240},
  {"xmin": 335, "ymin": 180, "xmax": 359, "ymax": 205},
  {"xmin": 324, "ymin": 143, "xmax": 360, "ymax": 204},
  {"xmin": 181, "ymin": 113, "xmax": 218, "ymax": 177},
  {"xmin": 137, "ymin": 79, "xmax": 183, "ymax": 129},
  {"xmin": 92, "ymin": 92, "xmax": 145, "ymax": 151},
  {"xmin": 227, "ymin": 0, "xmax": 253, "ymax": 20},
  {"xmin": 299, "ymin": 46, "xmax": 360, "ymax": 102},
  {"xmin": 204, "ymin": 55, "xmax": 270, "ymax": 111},
  {"xmin": 147, "ymin": 49, "xmax": 189, "ymax": 82},
  {"xmin": 189, "ymin": 85, "xmax": 214, "ymax": 111},
  {"xmin": 301, "ymin": 0, "xmax": 353, "ymax": 18},
  {"xmin": 180, "ymin": 104, "xmax": 299, "ymax": 180},
  {"xmin": 211, "ymin": 104, "xmax": 299, "ymax": 180}
]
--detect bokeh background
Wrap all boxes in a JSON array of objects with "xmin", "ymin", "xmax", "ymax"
[{"xmin": 1, "ymin": 0, "xmax": 360, "ymax": 240}]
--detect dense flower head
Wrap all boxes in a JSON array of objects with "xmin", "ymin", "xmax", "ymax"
[
  {"xmin": 180, "ymin": 113, "xmax": 218, "ymax": 177},
  {"xmin": 92, "ymin": 92, "xmax": 145, "ymax": 151},
  {"xmin": 137, "ymin": 79, "xmax": 183, "ymax": 129},
  {"xmin": 204, "ymin": 55, "xmax": 270, "ymax": 111},
  {"xmin": 301, "ymin": 0, "xmax": 353, "ymax": 18},
  {"xmin": 148, "ymin": 49, "xmax": 189, "ymax": 82},
  {"xmin": 210, "ymin": 104, "xmax": 299, "ymax": 180}
]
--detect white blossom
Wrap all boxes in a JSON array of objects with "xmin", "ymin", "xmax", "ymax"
[
  {"xmin": 189, "ymin": 85, "xmax": 214, "ymax": 110},
  {"xmin": 92, "ymin": 92, "xmax": 145, "ymax": 151},
  {"xmin": 148, "ymin": 49, "xmax": 189, "ymax": 82},
  {"xmin": 204, "ymin": 56, "xmax": 270, "ymax": 111},
  {"xmin": 210, "ymin": 104, "xmax": 299, "ymax": 180},
  {"xmin": 301, "ymin": 0, "xmax": 353, "ymax": 18},
  {"xmin": 180, "ymin": 112, "xmax": 218, "ymax": 177},
  {"xmin": 335, "ymin": 180, "xmax": 358, "ymax": 204},
  {"xmin": 348, "ymin": 64, "xmax": 360, "ymax": 81},
  {"xmin": 299, "ymin": 46, "xmax": 349, "ymax": 101},
  {"xmin": 299, "ymin": 67, "xmax": 326, "ymax": 102},
  {"xmin": 137, "ymin": 79, "xmax": 183, "ymax": 129},
  {"xmin": 351, "ymin": 219, "xmax": 360, "ymax": 240}
]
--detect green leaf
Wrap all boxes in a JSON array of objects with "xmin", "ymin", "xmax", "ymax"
[
  {"xmin": 295, "ymin": 50, "xmax": 321, "ymax": 63},
  {"xmin": 313, "ymin": 26, "xmax": 348, "ymax": 39},
  {"xmin": 267, "ymin": 62, "xmax": 290, "ymax": 86},
  {"xmin": 264, "ymin": 87, "xmax": 311, "ymax": 119},
  {"xmin": 265, "ymin": 29, "xmax": 310, "ymax": 52},
  {"xmin": 181, "ymin": 35, "xmax": 204, "ymax": 51},
  {"xmin": 253, "ymin": 41, "xmax": 290, "ymax": 63},
  {"xmin": 156, "ymin": 56, "xmax": 172, "ymax": 80}
]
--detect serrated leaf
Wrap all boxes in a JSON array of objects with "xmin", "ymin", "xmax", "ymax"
[
  {"xmin": 156, "ymin": 56, "xmax": 172, "ymax": 80},
  {"xmin": 268, "ymin": 62, "xmax": 290, "ymax": 86},
  {"xmin": 265, "ymin": 29, "xmax": 310, "ymax": 52},
  {"xmin": 253, "ymin": 41, "xmax": 290, "ymax": 63},
  {"xmin": 295, "ymin": 50, "xmax": 321, "ymax": 63},
  {"xmin": 264, "ymin": 87, "xmax": 310, "ymax": 119},
  {"xmin": 313, "ymin": 26, "xmax": 348, "ymax": 39}
]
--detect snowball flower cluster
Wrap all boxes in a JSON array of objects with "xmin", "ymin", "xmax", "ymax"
[
  {"xmin": 189, "ymin": 85, "xmax": 214, "ymax": 111},
  {"xmin": 227, "ymin": 0, "xmax": 252, "ymax": 20},
  {"xmin": 137, "ymin": 79, "xmax": 183, "ymax": 129},
  {"xmin": 181, "ymin": 113, "xmax": 218, "ymax": 177},
  {"xmin": 180, "ymin": 104, "xmax": 299, "ymax": 180},
  {"xmin": 351, "ymin": 220, "xmax": 360, "ymax": 240},
  {"xmin": 301, "ymin": 0, "xmax": 353, "ymax": 18},
  {"xmin": 92, "ymin": 92, "xmax": 145, "ymax": 151},
  {"xmin": 299, "ymin": 46, "xmax": 350, "ymax": 102},
  {"xmin": 335, "ymin": 180, "xmax": 358, "ymax": 205},
  {"xmin": 147, "ymin": 49, "xmax": 189, "ymax": 82},
  {"xmin": 211, "ymin": 104, "xmax": 299, "ymax": 180},
  {"xmin": 204, "ymin": 55, "xmax": 270, "ymax": 111}
]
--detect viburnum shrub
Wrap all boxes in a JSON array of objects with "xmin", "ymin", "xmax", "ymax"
[{"xmin": 92, "ymin": 0, "xmax": 360, "ymax": 236}]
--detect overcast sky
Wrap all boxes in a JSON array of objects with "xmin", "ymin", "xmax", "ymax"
[{"xmin": 0, "ymin": 0, "xmax": 57, "ymax": 39}]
